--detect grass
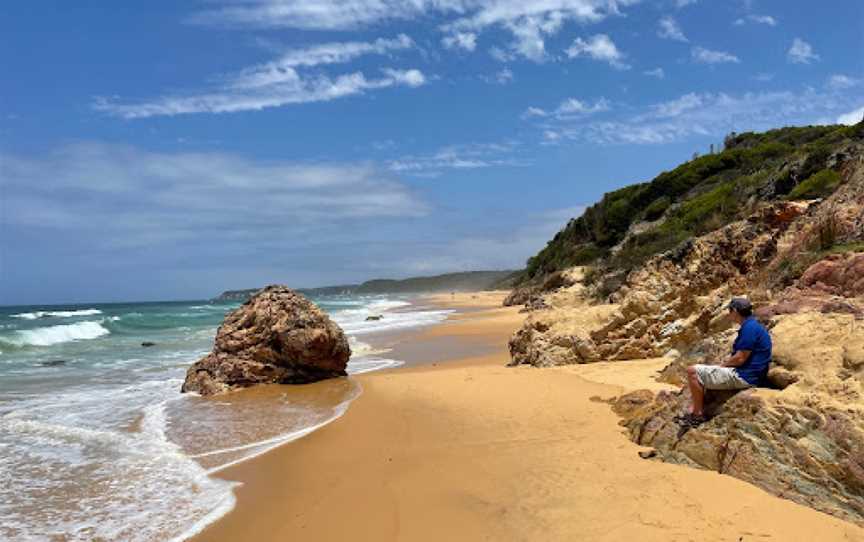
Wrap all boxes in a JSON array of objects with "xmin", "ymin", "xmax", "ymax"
[{"xmin": 787, "ymin": 169, "xmax": 841, "ymax": 200}]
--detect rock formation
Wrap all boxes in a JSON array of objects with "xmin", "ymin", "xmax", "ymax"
[
  {"xmin": 182, "ymin": 285, "xmax": 350, "ymax": 396},
  {"xmin": 506, "ymin": 147, "xmax": 864, "ymax": 524},
  {"xmin": 509, "ymin": 202, "xmax": 812, "ymax": 367},
  {"xmin": 613, "ymin": 312, "xmax": 864, "ymax": 525}
]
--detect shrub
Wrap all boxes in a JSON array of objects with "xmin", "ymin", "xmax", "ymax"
[
  {"xmin": 788, "ymin": 169, "xmax": 841, "ymax": 200},
  {"xmin": 643, "ymin": 196, "xmax": 671, "ymax": 221},
  {"xmin": 515, "ymin": 123, "xmax": 859, "ymax": 287}
]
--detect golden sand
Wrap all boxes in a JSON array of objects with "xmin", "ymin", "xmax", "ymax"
[{"xmin": 193, "ymin": 292, "xmax": 864, "ymax": 541}]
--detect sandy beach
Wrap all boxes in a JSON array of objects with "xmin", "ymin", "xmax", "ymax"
[{"xmin": 193, "ymin": 292, "xmax": 864, "ymax": 542}]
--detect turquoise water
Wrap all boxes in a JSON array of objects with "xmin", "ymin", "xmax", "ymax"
[{"xmin": 0, "ymin": 295, "xmax": 452, "ymax": 541}]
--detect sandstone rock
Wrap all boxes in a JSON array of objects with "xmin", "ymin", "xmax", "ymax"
[
  {"xmin": 503, "ymin": 287, "xmax": 535, "ymax": 307},
  {"xmin": 614, "ymin": 312, "xmax": 864, "ymax": 526},
  {"xmin": 799, "ymin": 253, "xmax": 864, "ymax": 297},
  {"xmin": 181, "ymin": 285, "xmax": 350, "ymax": 396}
]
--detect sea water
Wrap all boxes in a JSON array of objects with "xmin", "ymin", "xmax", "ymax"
[{"xmin": 0, "ymin": 295, "xmax": 451, "ymax": 541}]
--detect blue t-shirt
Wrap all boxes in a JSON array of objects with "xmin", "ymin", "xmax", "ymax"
[{"xmin": 733, "ymin": 317, "xmax": 772, "ymax": 385}]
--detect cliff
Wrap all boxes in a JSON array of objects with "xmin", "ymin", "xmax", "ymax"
[
  {"xmin": 510, "ymin": 122, "xmax": 863, "ymax": 300},
  {"xmin": 506, "ymin": 120, "xmax": 864, "ymax": 525}
]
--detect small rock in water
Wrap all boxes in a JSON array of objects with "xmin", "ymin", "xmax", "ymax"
[
  {"xmin": 365, "ymin": 315, "xmax": 384, "ymax": 321},
  {"xmin": 40, "ymin": 360, "xmax": 67, "ymax": 367},
  {"xmin": 141, "ymin": 342, "xmax": 157, "ymax": 347}
]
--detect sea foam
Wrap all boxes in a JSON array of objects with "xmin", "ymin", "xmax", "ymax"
[
  {"xmin": 5, "ymin": 321, "xmax": 110, "ymax": 347},
  {"xmin": 11, "ymin": 309, "xmax": 103, "ymax": 320}
]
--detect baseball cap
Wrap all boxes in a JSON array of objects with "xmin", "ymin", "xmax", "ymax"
[{"xmin": 727, "ymin": 297, "xmax": 752, "ymax": 313}]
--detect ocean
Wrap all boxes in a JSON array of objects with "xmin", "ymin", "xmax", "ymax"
[{"xmin": 0, "ymin": 295, "xmax": 452, "ymax": 541}]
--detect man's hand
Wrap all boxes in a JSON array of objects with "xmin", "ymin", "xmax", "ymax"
[{"xmin": 722, "ymin": 350, "xmax": 751, "ymax": 367}]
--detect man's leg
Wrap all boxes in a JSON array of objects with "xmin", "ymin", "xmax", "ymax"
[{"xmin": 686, "ymin": 365, "xmax": 705, "ymax": 416}]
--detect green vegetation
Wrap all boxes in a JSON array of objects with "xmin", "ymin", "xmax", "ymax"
[
  {"xmin": 516, "ymin": 122, "xmax": 863, "ymax": 287},
  {"xmin": 826, "ymin": 241, "xmax": 864, "ymax": 255},
  {"xmin": 787, "ymin": 169, "xmax": 841, "ymax": 199},
  {"xmin": 214, "ymin": 270, "xmax": 518, "ymax": 301}
]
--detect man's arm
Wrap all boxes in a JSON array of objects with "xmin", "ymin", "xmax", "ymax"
[{"xmin": 723, "ymin": 350, "xmax": 751, "ymax": 367}]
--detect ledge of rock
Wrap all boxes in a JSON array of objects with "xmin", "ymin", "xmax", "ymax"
[{"xmin": 181, "ymin": 285, "xmax": 350, "ymax": 396}]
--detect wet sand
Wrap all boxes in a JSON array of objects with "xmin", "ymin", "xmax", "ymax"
[{"xmin": 192, "ymin": 292, "xmax": 864, "ymax": 542}]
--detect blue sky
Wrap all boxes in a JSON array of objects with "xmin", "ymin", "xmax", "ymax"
[{"xmin": 1, "ymin": 0, "xmax": 862, "ymax": 304}]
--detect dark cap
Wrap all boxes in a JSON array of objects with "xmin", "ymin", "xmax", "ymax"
[{"xmin": 727, "ymin": 297, "xmax": 752, "ymax": 313}]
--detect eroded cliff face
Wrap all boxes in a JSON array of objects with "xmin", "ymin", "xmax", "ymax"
[
  {"xmin": 509, "ymin": 201, "xmax": 814, "ymax": 366},
  {"xmin": 507, "ymin": 152, "xmax": 864, "ymax": 523}
]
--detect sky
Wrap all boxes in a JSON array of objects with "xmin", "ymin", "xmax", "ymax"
[{"xmin": 1, "ymin": 0, "xmax": 863, "ymax": 305}]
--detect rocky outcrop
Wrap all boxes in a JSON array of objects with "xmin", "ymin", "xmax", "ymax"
[
  {"xmin": 508, "ymin": 202, "xmax": 810, "ymax": 367},
  {"xmin": 799, "ymin": 253, "xmax": 864, "ymax": 297},
  {"xmin": 504, "ymin": 132, "xmax": 864, "ymax": 525},
  {"xmin": 503, "ymin": 287, "xmax": 536, "ymax": 307},
  {"xmin": 613, "ymin": 312, "xmax": 864, "ymax": 525},
  {"xmin": 182, "ymin": 285, "xmax": 350, "ymax": 396}
]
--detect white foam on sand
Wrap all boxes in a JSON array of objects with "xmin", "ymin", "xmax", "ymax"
[
  {"xmin": 0, "ymin": 384, "xmax": 238, "ymax": 542},
  {"xmin": 333, "ymin": 298, "xmax": 452, "ymax": 336}
]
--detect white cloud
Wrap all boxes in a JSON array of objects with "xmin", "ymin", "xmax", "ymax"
[
  {"xmin": 95, "ymin": 35, "xmax": 424, "ymax": 118},
  {"xmin": 494, "ymin": 68, "xmax": 514, "ymax": 84},
  {"xmin": 386, "ymin": 141, "xmax": 528, "ymax": 176},
  {"xmin": 543, "ymin": 130, "xmax": 562, "ymax": 141},
  {"xmin": 190, "ymin": 0, "xmax": 438, "ymax": 30},
  {"xmin": 522, "ymin": 97, "xmax": 609, "ymax": 120},
  {"xmin": 658, "ymin": 17, "xmax": 687, "ymax": 42},
  {"xmin": 787, "ymin": 38, "xmax": 819, "ymax": 64},
  {"xmin": 674, "ymin": 0, "xmax": 697, "ymax": 7},
  {"xmin": 96, "ymin": 68, "xmax": 427, "ymax": 118},
  {"xmin": 565, "ymin": 34, "xmax": 630, "ymax": 69},
  {"xmin": 733, "ymin": 14, "xmax": 777, "ymax": 26},
  {"xmin": 193, "ymin": 1, "xmax": 639, "ymax": 63},
  {"xmin": 489, "ymin": 46, "xmax": 516, "ymax": 62},
  {"xmin": 827, "ymin": 74, "xmax": 859, "ymax": 90},
  {"xmin": 382, "ymin": 68, "xmax": 426, "ymax": 86},
  {"xmin": 522, "ymin": 106, "xmax": 548, "ymax": 118},
  {"xmin": 556, "ymin": 97, "xmax": 610, "ymax": 115},
  {"xmin": 529, "ymin": 88, "xmax": 862, "ymax": 145},
  {"xmin": 229, "ymin": 34, "xmax": 414, "ymax": 90},
  {"xmin": 442, "ymin": 31, "xmax": 477, "ymax": 51},
  {"xmin": 837, "ymin": 106, "xmax": 864, "ymax": 126},
  {"xmin": 650, "ymin": 92, "xmax": 705, "ymax": 118},
  {"xmin": 644, "ymin": 67, "xmax": 665, "ymax": 78},
  {"xmin": 691, "ymin": 46, "xmax": 740, "ymax": 64},
  {"xmin": 1, "ymin": 142, "xmax": 428, "ymax": 250}
]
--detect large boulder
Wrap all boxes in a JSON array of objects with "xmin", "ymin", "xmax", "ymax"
[{"xmin": 182, "ymin": 285, "xmax": 351, "ymax": 396}]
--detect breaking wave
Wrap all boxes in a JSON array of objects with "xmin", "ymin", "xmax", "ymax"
[
  {"xmin": 0, "ymin": 321, "xmax": 110, "ymax": 348},
  {"xmin": 11, "ymin": 309, "xmax": 103, "ymax": 320}
]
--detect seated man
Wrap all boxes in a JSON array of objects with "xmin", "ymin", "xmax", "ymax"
[{"xmin": 679, "ymin": 297, "xmax": 772, "ymax": 426}]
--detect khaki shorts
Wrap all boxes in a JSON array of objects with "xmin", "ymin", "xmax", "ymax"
[{"xmin": 694, "ymin": 364, "xmax": 752, "ymax": 390}]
